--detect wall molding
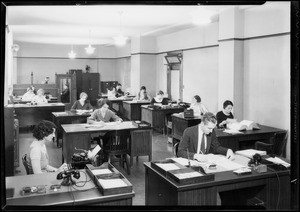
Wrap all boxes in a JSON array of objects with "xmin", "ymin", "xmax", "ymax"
[
  {"xmin": 218, "ymin": 32, "xmax": 290, "ymax": 42},
  {"xmin": 13, "ymin": 56, "xmax": 130, "ymax": 60}
]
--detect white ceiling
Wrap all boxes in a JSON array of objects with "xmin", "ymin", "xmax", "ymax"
[{"xmin": 6, "ymin": 4, "xmax": 260, "ymax": 46}]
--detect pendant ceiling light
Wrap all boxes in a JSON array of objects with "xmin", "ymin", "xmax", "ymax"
[
  {"xmin": 192, "ymin": 7, "xmax": 217, "ymax": 25},
  {"xmin": 113, "ymin": 11, "xmax": 128, "ymax": 46},
  {"xmin": 68, "ymin": 45, "xmax": 76, "ymax": 59},
  {"xmin": 85, "ymin": 30, "xmax": 95, "ymax": 54}
]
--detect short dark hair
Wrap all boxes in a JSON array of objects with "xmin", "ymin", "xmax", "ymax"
[
  {"xmin": 223, "ymin": 100, "xmax": 233, "ymax": 109},
  {"xmin": 98, "ymin": 98, "xmax": 110, "ymax": 108},
  {"xmin": 32, "ymin": 120, "xmax": 56, "ymax": 140},
  {"xmin": 157, "ymin": 90, "xmax": 164, "ymax": 95},
  {"xmin": 117, "ymin": 83, "xmax": 122, "ymax": 86},
  {"xmin": 194, "ymin": 95, "xmax": 201, "ymax": 103},
  {"xmin": 202, "ymin": 112, "xmax": 217, "ymax": 125},
  {"xmin": 140, "ymin": 86, "xmax": 146, "ymax": 90}
]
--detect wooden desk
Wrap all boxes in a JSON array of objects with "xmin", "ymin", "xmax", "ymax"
[
  {"xmin": 62, "ymin": 122, "xmax": 152, "ymax": 166},
  {"xmin": 52, "ymin": 111, "xmax": 92, "ymax": 147},
  {"xmin": 5, "ymin": 103, "xmax": 65, "ymax": 128},
  {"xmin": 215, "ymin": 125, "xmax": 286, "ymax": 152},
  {"xmin": 123, "ymin": 100, "xmax": 151, "ymax": 121},
  {"xmin": 5, "ymin": 169, "xmax": 134, "ymax": 206},
  {"xmin": 141, "ymin": 105, "xmax": 184, "ymax": 133},
  {"xmin": 171, "ymin": 113, "xmax": 202, "ymax": 144},
  {"xmin": 144, "ymin": 159, "xmax": 290, "ymax": 209}
]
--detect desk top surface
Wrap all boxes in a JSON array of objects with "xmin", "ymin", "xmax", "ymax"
[
  {"xmin": 215, "ymin": 124, "xmax": 285, "ymax": 138},
  {"xmin": 5, "ymin": 103, "xmax": 65, "ymax": 108},
  {"xmin": 171, "ymin": 112, "xmax": 202, "ymax": 120},
  {"xmin": 141, "ymin": 105, "xmax": 184, "ymax": 111},
  {"xmin": 123, "ymin": 100, "xmax": 151, "ymax": 105},
  {"xmin": 62, "ymin": 121, "xmax": 138, "ymax": 133},
  {"xmin": 52, "ymin": 110, "xmax": 92, "ymax": 118},
  {"xmin": 5, "ymin": 169, "xmax": 134, "ymax": 206},
  {"xmin": 144, "ymin": 154, "xmax": 290, "ymax": 190}
]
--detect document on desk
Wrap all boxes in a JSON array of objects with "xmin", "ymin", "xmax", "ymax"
[
  {"xmin": 53, "ymin": 111, "xmax": 68, "ymax": 116},
  {"xmin": 171, "ymin": 157, "xmax": 203, "ymax": 167},
  {"xmin": 223, "ymin": 129, "xmax": 243, "ymax": 135},
  {"xmin": 235, "ymin": 149, "xmax": 267, "ymax": 159},
  {"xmin": 175, "ymin": 171, "xmax": 203, "ymax": 179},
  {"xmin": 98, "ymin": 178, "xmax": 128, "ymax": 189},
  {"xmin": 92, "ymin": 168, "xmax": 112, "ymax": 175},
  {"xmin": 266, "ymin": 157, "xmax": 290, "ymax": 168},
  {"xmin": 156, "ymin": 163, "xmax": 181, "ymax": 171}
]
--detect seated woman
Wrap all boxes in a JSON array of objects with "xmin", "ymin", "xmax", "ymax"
[
  {"xmin": 31, "ymin": 88, "xmax": 48, "ymax": 104},
  {"xmin": 189, "ymin": 95, "xmax": 209, "ymax": 117},
  {"xmin": 107, "ymin": 87, "xmax": 117, "ymax": 99},
  {"xmin": 29, "ymin": 120, "xmax": 67, "ymax": 174},
  {"xmin": 71, "ymin": 92, "xmax": 93, "ymax": 111},
  {"xmin": 134, "ymin": 86, "xmax": 151, "ymax": 101},
  {"xmin": 115, "ymin": 83, "xmax": 125, "ymax": 98},
  {"xmin": 87, "ymin": 98, "xmax": 122, "ymax": 124},
  {"xmin": 150, "ymin": 90, "xmax": 169, "ymax": 106},
  {"xmin": 216, "ymin": 100, "xmax": 235, "ymax": 129},
  {"xmin": 22, "ymin": 87, "xmax": 35, "ymax": 102}
]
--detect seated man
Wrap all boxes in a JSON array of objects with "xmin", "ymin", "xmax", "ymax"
[{"xmin": 177, "ymin": 112, "xmax": 235, "ymax": 161}]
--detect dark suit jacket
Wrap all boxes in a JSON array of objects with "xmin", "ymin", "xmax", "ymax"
[{"xmin": 177, "ymin": 125, "xmax": 228, "ymax": 159}]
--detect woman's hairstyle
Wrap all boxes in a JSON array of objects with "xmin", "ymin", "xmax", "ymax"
[
  {"xmin": 117, "ymin": 83, "xmax": 122, "ymax": 86},
  {"xmin": 202, "ymin": 112, "xmax": 217, "ymax": 125},
  {"xmin": 157, "ymin": 90, "xmax": 164, "ymax": 96},
  {"xmin": 194, "ymin": 95, "xmax": 201, "ymax": 103},
  {"xmin": 223, "ymin": 100, "xmax": 234, "ymax": 109},
  {"xmin": 32, "ymin": 120, "xmax": 56, "ymax": 140},
  {"xmin": 140, "ymin": 86, "xmax": 146, "ymax": 90},
  {"xmin": 80, "ymin": 92, "xmax": 88, "ymax": 99},
  {"xmin": 37, "ymin": 88, "xmax": 44, "ymax": 95},
  {"xmin": 26, "ymin": 87, "xmax": 33, "ymax": 92},
  {"xmin": 98, "ymin": 98, "xmax": 110, "ymax": 108}
]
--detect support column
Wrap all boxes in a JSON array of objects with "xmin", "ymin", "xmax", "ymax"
[{"xmin": 218, "ymin": 7, "xmax": 244, "ymax": 120}]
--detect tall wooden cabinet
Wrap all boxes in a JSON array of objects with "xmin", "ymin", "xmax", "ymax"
[
  {"xmin": 82, "ymin": 73, "xmax": 100, "ymax": 107},
  {"xmin": 4, "ymin": 107, "xmax": 17, "ymax": 176}
]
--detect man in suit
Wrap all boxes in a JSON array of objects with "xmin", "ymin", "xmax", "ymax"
[{"xmin": 177, "ymin": 112, "xmax": 235, "ymax": 161}]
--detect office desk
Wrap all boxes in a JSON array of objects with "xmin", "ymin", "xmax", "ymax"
[
  {"xmin": 141, "ymin": 105, "xmax": 184, "ymax": 133},
  {"xmin": 123, "ymin": 100, "xmax": 151, "ymax": 121},
  {"xmin": 144, "ymin": 159, "xmax": 290, "ymax": 209},
  {"xmin": 5, "ymin": 169, "xmax": 134, "ymax": 206},
  {"xmin": 215, "ymin": 125, "xmax": 286, "ymax": 151},
  {"xmin": 52, "ymin": 111, "xmax": 92, "ymax": 147},
  {"xmin": 62, "ymin": 121, "xmax": 152, "ymax": 166},
  {"xmin": 5, "ymin": 103, "xmax": 65, "ymax": 127},
  {"xmin": 105, "ymin": 98, "xmax": 134, "ymax": 119},
  {"xmin": 171, "ymin": 113, "xmax": 202, "ymax": 144}
]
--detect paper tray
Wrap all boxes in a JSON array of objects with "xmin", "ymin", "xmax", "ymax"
[
  {"xmin": 132, "ymin": 121, "xmax": 152, "ymax": 128},
  {"xmin": 86, "ymin": 163, "xmax": 132, "ymax": 196},
  {"xmin": 150, "ymin": 159, "xmax": 186, "ymax": 176},
  {"xmin": 167, "ymin": 167, "xmax": 215, "ymax": 185}
]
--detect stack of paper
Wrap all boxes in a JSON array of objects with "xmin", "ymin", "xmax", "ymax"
[
  {"xmin": 156, "ymin": 163, "xmax": 181, "ymax": 171},
  {"xmin": 235, "ymin": 149, "xmax": 267, "ymax": 159},
  {"xmin": 98, "ymin": 178, "xmax": 128, "ymax": 189},
  {"xmin": 175, "ymin": 171, "xmax": 203, "ymax": 179},
  {"xmin": 266, "ymin": 157, "xmax": 290, "ymax": 168},
  {"xmin": 91, "ymin": 168, "xmax": 112, "ymax": 175}
]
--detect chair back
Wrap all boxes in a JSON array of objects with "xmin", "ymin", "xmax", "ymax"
[
  {"xmin": 103, "ymin": 130, "xmax": 130, "ymax": 154},
  {"xmin": 22, "ymin": 154, "xmax": 33, "ymax": 175},
  {"xmin": 273, "ymin": 131, "xmax": 288, "ymax": 157},
  {"xmin": 173, "ymin": 142, "xmax": 180, "ymax": 157}
]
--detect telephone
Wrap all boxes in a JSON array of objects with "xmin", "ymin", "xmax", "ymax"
[
  {"xmin": 57, "ymin": 169, "xmax": 80, "ymax": 186},
  {"xmin": 248, "ymin": 153, "xmax": 262, "ymax": 166}
]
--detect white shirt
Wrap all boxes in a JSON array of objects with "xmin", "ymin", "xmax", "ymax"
[
  {"xmin": 190, "ymin": 103, "xmax": 208, "ymax": 116},
  {"xmin": 197, "ymin": 125, "xmax": 207, "ymax": 154},
  {"xmin": 31, "ymin": 95, "xmax": 48, "ymax": 104},
  {"xmin": 30, "ymin": 139, "xmax": 49, "ymax": 172}
]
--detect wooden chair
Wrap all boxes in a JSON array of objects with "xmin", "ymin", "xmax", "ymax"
[
  {"xmin": 22, "ymin": 154, "xmax": 33, "ymax": 175},
  {"xmin": 102, "ymin": 130, "xmax": 131, "ymax": 175},
  {"xmin": 173, "ymin": 142, "xmax": 180, "ymax": 157},
  {"xmin": 165, "ymin": 114, "xmax": 173, "ymax": 143},
  {"xmin": 255, "ymin": 131, "xmax": 288, "ymax": 157}
]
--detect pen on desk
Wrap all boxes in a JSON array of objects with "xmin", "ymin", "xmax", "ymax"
[
  {"xmin": 187, "ymin": 149, "xmax": 191, "ymax": 167},
  {"xmin": 227, "ymin": 155, "xmax": 231, "ymax": 159}
]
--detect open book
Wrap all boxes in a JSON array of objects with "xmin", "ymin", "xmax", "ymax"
[{"xmin": 227, "ymin": 120, "xmax": 260, "ymax": 131}]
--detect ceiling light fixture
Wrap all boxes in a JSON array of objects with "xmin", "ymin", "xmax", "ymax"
[
  {"xmin": 192, "ymin": 8, "xmax": 217, "ymax": 25},
  {"xmin": 68, "ymin": 45, "xmax": 76, "ymax": 59},
  {"xmin": 85, "ymin": 30, "xmax": 95, "ymax": 54},
  {"xmin": 113, "ymin": 11, "xmax": 128, "ymax": 46}
]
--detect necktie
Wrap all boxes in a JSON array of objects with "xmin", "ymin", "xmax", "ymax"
[{"xmin": 200, "ymin": 133, "xmax": 205, "ymax": 154}]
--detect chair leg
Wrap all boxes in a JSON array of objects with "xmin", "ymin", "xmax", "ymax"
[{"xmin": 125, "ymin": 154, "xmax": 130, "ymax": 175}]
